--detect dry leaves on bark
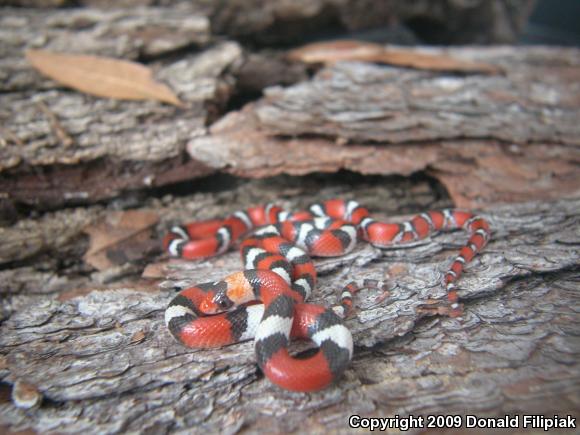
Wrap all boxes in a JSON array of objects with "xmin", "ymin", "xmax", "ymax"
[
  {"xmin": 26, "ymin": 50, "xmax": 182, "ymax": 106},
  {"xmin": 83, "ymin": 210, "xmax": 159, "ymax": 271},
  {"xmin": 288, "ymin": 40, "xmax": 501, "ymax": 74}
]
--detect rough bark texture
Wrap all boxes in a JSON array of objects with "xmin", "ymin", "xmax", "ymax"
[
  {"xmin": 189, "ymin": 46, "xmax": 580, "ymax": 208},
  {"xmin": 0, "ymin": 7, "xmax": 235, "ymax": 209},
  {"xmin": 1, "ymin": 185, "xmax": 578, "ymax": 433},
  {"xmin": 0, "ymin": 6, "xmax": 314, "ymax": 210},
  {"xmin": 0, "ymin": 5, "xmax": 555, "ymax": 211},
  {"xmin": 0, "ymin": 17, "xmax": 242, "ymax": 207}
]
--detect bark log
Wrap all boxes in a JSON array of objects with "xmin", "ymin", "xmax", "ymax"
[
  {"xmin": 189, "ymin": 46, "xmax": 580, "ymax": 208},
  {"xmin": 1, "ymin": 6, "xmax": 571, "ymax": 211},
  {"xmin": 0, "ymin": 6, "xmax": 313, "ymax": 211},
  {"xmin": 1, "ymin": 185, "xmax": 579, "ymax": 433},
  {"xmin": 0, "ymin": 8, "xmax": 241, "ymax": 209}
]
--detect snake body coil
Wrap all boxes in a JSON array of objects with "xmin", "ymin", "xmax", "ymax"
[{"xmin": 164, "ymin": 199, "xmax": 490, "ymax": 392}]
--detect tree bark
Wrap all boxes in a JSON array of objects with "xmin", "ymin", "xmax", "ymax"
[
  {"xmin": 0, "ymin": 6, "xmax": 313, "ymax": 211},
  {"xmin": 1, "ymin": 7, "xmax": 568, "ymax": 210},
  {"xmin": 189, "ymin": 46, "xmax": 580, "ymax": 209},
  {"xmin": 0, "ymin": 7, "xmax": 233, "ymax": 209}
]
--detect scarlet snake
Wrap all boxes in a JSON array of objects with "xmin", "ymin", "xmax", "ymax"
[{"xmin": 163, "ymin": 199, "xmax": 491, "ymax": 392}]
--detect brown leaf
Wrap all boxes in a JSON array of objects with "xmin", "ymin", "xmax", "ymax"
[
  {"xmin": 130, "ymin": 330, "xmax": 146, "ymax": 344},
  {"xmin": 379, "ymin": 48, "xmax": 501, "ymax": 74},
  {"xmin": 288, "ymin": 40, "xmax": 386, "ymax": 64},
  {"xmin": 83, "ymin": 210, "xmax": 159, "ymax": 271},
  {"xmin": 26, "ymin": 50, "xmax": 183, "ymax": 106},
  {"xmin": 288, "ymin": 40, "xmax": 500, "ymax": 74}
]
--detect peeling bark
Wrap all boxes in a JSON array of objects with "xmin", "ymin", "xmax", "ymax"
[
  {"xmin": 189, "ymin": 46, "xmax": 580, "ymax": 208},
  {"xmin": 0, "ymin": 207, "xmax": 98, "ymax": 266},
  {"xmin": 258, "ymin": 47, "xmax": 580, "ymax": 145},
  {"xmin": 2, "ymin": 4, "xmax": 572, "ymax": 211},
  {"xmin": 1, "ymin": 37, "xmax": 243, "ymax": 207}
]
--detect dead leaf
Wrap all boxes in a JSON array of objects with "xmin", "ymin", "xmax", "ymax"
[
  {"xmin": 379, "ymin": 48, "xmax": 500, "ymax": 74},
  {"xmin": 83, "ymin": 210, "xmax": 159, "ymax": 271},
  {"xmin": 288, "ymin": 40, "xmax": 386, "ymax": 64},
  {"xmin": 26, "ymin": 50, "xmax": 183, "ymax": 106},
  {"xmin": 288, "ymin": 40, "xmax": 500, "ymax": 74},
  {"xmin": 131, "ymin": 330, "xmax": 146, "ymax": 344}
]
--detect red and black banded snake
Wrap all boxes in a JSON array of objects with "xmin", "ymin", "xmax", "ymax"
[{"xmin": 163, "ymin": 199, "xmax": 491, "ymax": 392}]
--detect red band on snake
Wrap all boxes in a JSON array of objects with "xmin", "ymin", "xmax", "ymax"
[{"xmin": 163, "ymin": 199, "xmax": 491, "ymax": 392}]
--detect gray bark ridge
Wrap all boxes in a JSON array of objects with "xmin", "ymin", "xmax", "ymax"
[
  {"xmin": 255, "ymin": 47, "xmax": 580, "ymax": 145},
  {"xmin": 187, "ymin": 46, "xmax": 580, "ymax": 208}
]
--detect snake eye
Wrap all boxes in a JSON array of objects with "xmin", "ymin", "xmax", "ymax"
[{"xmin": 214, "ymin": 293, "xmax": 233, "ymax": 310}]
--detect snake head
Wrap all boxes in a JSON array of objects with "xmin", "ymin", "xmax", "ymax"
[
  {"xmin": 199, "ymin": 290, "xmax": 234, "ymax": 314},
  {"xmin": 197, "ymin": 272, "xmax": 254, "ymax": 314}
]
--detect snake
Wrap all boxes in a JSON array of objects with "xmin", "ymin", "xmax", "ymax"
[{"xmin": 163, "ymin": 199, "xmax": 490, "ymax": 392}]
